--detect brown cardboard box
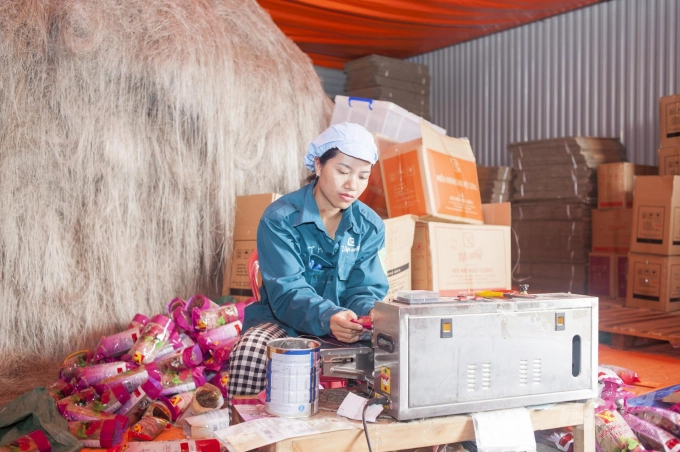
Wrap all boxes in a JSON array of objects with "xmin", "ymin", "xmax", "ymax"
[
  {"xmin": 233, "ymin": 193, "xmax": 282, "ymax": 241},
  {"xmin": 411, "ymin": 221, "xmax": 511, "ymax": 295},
  {"xmin": 482, "ymin": 202, "xmax": 511, "ymax": 227},
  {"xmin": 660, "ymin": 94, "xmax": 680, "ymax": 148},
  {"xmin": 597, "ymin": 163, "xmax": 658, "ymax": 209},
  {"xmin": 617, "ymin": 255, "xmax": 629, "ymax": 299},
  {"xmin": 226, "ymin": 240, "xmax": 257, "ymax": 299},
  {"xmin": 659, "ymin": 147, "xmax": 680, "ymax": 176},
  {"xmin": 626, "ymin": 252, "xmax": 680, "ymax": 312},
  {"xmin": 630, "ymin": 176, "xmax": 680, "ymax": 255},
  {"xmin": 383, "ymin": 215, "xmax": 417, "ymax": 300},
  {"xmin": 381, "ymin": 123, "xmax": 483, "ymax": 224},
  {"xmin": 358, "ymin": 134, "xmax": 399, "ymax": 218},
  {"xmin": 589, "ymin": 252, "xmax": 627, "ymax": 299},
  {"xmin": 592, "ymin": 209, "xmax": 632, "ymax": 253}
]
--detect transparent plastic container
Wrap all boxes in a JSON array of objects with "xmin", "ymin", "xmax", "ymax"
[{"xmin": 330, "ymin": 95, "xmax": 446, "ymax": 143}]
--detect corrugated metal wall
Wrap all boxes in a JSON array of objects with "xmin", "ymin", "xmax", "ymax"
[{"xmin": 409, "ymin": 0, "xmax": 679, "ymax": 166}]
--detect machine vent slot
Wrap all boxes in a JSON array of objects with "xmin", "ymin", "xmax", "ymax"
[
  {"xmin": 533, "ymin": 359, "xmax": 542, "ymax": 384},
  {"xmin": 481, "ymin": 363, "xmax": 491, "ymax": 389},
  {"xmin": 519, "ymin": 360, "xmax": 528, "ymax": 385},
  {"xmin": 467, "ymin": 364, "xmax": 476, "ymax": 391}
]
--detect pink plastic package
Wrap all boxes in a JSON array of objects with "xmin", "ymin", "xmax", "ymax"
[
  {"xmin": 628, "ymin": 406, "xmax": 680, "ymax": 437},
  {"xmin": 595, "ymin": 406, "xmax": 644, "ymax": 452},
  {"xmin": 75, "ymin": 361, "xmax": 136, "ymax": 388},
  {"xmin": 60, "ymin": 350, "xmax": 90, "ymax": 381},
  {"xmin": 86, "ymin": 384, "xmax": 131, "ymax": 414},
  {"xmin": 47, "ymin": 379, "xmax": 74, "ymax": 401},
  {"xmin": 601, "ymin": 380, "xmax": 636, "ymax": 410},
  {"xmin": 167, "ymin": 298, "xmax": 186, "ymax": 315},
  {"xmin": 0, "ymin": 430, "xmax": 51, "ymax": 452},
  {"xmin": 624, "ymin": 413, "xmax": 680, "ymax": 451},
  {"xmin": 159, "ymin": 367, "xmax": 206, "ymax": 396},
  {"xmin": 155, "ymin": 345, "xmax": 203, "ymax": 374},
  {"xmin": 57, "ymin": 388, "xmax": 98, "ymax": 416},
  {"xmin": 61, "ymin": 403, "xmax": 123, "ymax": 422},
  {"xmin": 601, "ymin": 364, "xmax": 641, "ymax": 386},
  {"xmin": 118, "ymin": 378, "xmax": 164, "ymax": 425},
  {"xmin": 95, "ymin": 363, "xmax": 160, "ymax": 394},
  {"xmin": 68, "ymin": 417, "xmax": 127, "ymax": 448},
  {"xmin": 159, "ymin": 391, "xmax": 195, "ymax": 421},
  {"xmin": 92, "ymin": 328, "xmax": 141, "ymax": 362},
  {"xmin": 211, "ymin": 371, "xmax": 229, "ymax": 399},
  {"xmin": 192, "ymin": 305, "xmax": 239, "ymax": 333},
  {"xmin": 127, "ymin": 315, "xmax": 175, "ymax": 364},
  {"xmin": 196, "ymin": 321, "xmax": 242, "ymax": 353},
  {"xmin": 127, "ymin": 314, "xmax": 150, "ymax": 330},
  {"xmin": 210, "ymin": 336, "xmax": 239, "ymax": 365},
  {"xmin": 536, "ymin": 428, "xmax": 574, "ymax": 452}
]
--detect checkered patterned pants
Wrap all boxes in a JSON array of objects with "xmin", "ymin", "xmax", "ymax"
[{"xmin": 227, "ymin": 322, "xmax": 288, "ymax": 423}]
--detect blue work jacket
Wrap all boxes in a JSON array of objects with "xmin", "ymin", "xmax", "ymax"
[{"xmin": 242, "ymin": 182, "xmax": 389, "ymax": 337}]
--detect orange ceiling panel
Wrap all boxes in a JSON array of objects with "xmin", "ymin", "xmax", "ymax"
[{"xmin": 257, "ymin": 0, "xmax": 602, "ymax": 68}]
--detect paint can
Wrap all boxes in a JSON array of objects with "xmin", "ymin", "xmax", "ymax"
[{"xmin": 265, "ymin": 338, "xmax": 321, "ymax": 417}]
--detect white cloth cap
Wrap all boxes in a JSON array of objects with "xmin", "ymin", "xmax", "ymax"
[{"xmin": 304, "ymin": 123, "xmax": 378, "ymax": 171}]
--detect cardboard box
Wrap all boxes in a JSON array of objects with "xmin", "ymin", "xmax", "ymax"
[
  {"xmin": 233, "ymin": 193, "xmax": 282, "ymax": 241},
  {"xmin": 659, "ymin": 147, "xmax": 680, "ymax": 176},
  {"xmin": 381, "ymin": 123, "xmax": 483, "ymax": 224},
  {"xmin": 589, "ymin": 252, "xmax": 628, "ymax": 299},
  {"xmin": 482, "ymin": 202, "xmax": 511, "ymax": 227},
  {"xmin": 226, "ymin": 241, "xmax": 257, "ymax": 298},
  {"xmin": 660, "ymin": 94, "xmax": 680, "ymax": 148},
  {"xmin": 382, "ymin": 215, "xmax": 417, "ymax": 300},
  {"xmin": 592, "ymin": 209, "xmax": 632, "ymax": 253},
  {"xmin": 626, "ymin": 252, "xmax": 680, "ymax": 312},
  {"xmin": 630, "ymin": 176, "xmax": 680, "ymax": 255},
  {"xmin": 358, "ymin": 134, "xmax": 399, "ymax": 218},
  {"xmin": 411, "ymin": 221, "xmax": 511, "ymax": 295},
  {"xmin": 597, "ymin": 163, "xmax": 658, "ymax": 209}
]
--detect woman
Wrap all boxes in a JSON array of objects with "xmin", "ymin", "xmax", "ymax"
[{"xmin": 227, "ymin": 122, "xmax": 389, "ymax": 412}]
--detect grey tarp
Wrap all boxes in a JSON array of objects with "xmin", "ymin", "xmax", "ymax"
[{"xmin": 0, "ymin": 387, "xmax": 81, "ymax": 452}]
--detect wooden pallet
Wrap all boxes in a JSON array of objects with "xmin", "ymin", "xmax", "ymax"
[{"xmin": 599, "ymin": 298, "xmax": 680, "ymax": 349}]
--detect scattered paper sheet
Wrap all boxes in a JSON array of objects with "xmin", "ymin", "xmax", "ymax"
[
  {"xmin": 233, "ymin": 403, "xmax": 273, "ymax": 422},
  {"xmin": 213, "ymin": 416, "xmax": 359, "ymax": 452},
  {"xmin": 337, "ymin": 392, "xmax": 383, "ymax": 422},
  {"xmin": 472, "ymin": 407, "xmax": 537, "ymax": 452}
]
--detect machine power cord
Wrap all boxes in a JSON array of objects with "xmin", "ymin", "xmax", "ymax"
[{"xmin": 362, "ymin": 396, "xmax": 389, "ymax": 452}]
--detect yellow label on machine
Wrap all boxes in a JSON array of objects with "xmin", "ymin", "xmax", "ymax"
[{"xmin": 380, "ymin": 367, "xmax": 391, "ymax": 394}]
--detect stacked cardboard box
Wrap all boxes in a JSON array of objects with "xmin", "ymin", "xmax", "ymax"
[
  {"xmin": 588, "ymin": 163, "xmax": 656, "ymax": 299},
  {"xmin": 344, "ymin": 55, "xmax": 431, "ymax": 120},
  {"xmin": 476, "ymin": 165, "xmax": 515, "ymax": 203},
  {"xmin": 627, "ymin": 176, "xmax": 680, "ymax": 312},
  {"xmin": 510, "ymin": 137, "xmax": 627, "ymax": 294},
  {"xmin": 659, "ymin": 94, "xmax": 680, "ymax": 175}
]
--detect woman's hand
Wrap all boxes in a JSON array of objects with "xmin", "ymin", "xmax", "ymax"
[{"xmin": 330, "ymin": 310, "xmax": 364, "ymax": 343}]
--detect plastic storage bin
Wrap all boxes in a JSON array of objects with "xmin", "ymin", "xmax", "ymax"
[{"xmin": 330, "ymin": 95, "xmax": 446, "ymax": 143}]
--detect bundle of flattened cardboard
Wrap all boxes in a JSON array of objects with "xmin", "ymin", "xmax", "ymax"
[
  {"xmin": 477, "ymin": 165, "xmax": 515, "ymax": 203},
  {"xmin": 510, "ymin": 137, "xmax": 626, "ymax": 294},
  {"xmin": 344, "ymin": 55, "xmax": 431, "ymax": 120}
]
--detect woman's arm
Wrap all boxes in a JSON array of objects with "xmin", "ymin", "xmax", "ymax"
[
  {"xmin": 340, "ymin": 224, "xmax": 389, "ymax": 315},
  {"xmin": 257, "ymin": 217, "xmax": 346, "ymax": 336}
]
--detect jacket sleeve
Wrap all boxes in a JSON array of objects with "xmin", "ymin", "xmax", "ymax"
[
  {"xmin": 257, "ymin": 217, "xmax": 346, "ymax": 336},
  {"xmin": 340, "ymin": 223, "xmax": 389, "ymax": 316}
]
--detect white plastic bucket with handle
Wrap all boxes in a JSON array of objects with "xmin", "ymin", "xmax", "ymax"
[{"xmin": 265, "ymin": 338, "xmax": 321, "ymax": 417}]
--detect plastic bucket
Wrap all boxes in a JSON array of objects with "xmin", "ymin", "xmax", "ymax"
[{"xmin": 265, "ymin": 338, "xmax": 321, "ymax": 417}]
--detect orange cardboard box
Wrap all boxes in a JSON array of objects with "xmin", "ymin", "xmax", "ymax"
[
  {"xmin": 380, "ymin": 123, "xmax": 483, "ymax": 224},
  {"xmin": 358, "ymin": 134, "xmax": 399, "ymax": 218},
  {"xmin": 626, "ymin": 252, "xmax": 680, "ymax": 312},
  {"xmin": 592, "ymin": 209, "xmax": 632, "ymax": 254},
  {"xmin": 597, "ymin": 163, "xmax": 657, "ymax": 209},
  {"xmin": 660, "ymin": 94, "xmax": 680, "ymax": 148},
  {"xmin": 659, "ymin": 146, "xmax": 680, "ymax": 176}
]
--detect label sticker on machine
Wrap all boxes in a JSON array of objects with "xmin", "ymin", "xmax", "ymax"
[{"xmin": 380, "ymin": 367, "xmax": 391, "ymax": 394}]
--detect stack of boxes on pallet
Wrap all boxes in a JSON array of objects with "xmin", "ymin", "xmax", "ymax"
[
  {"xmin": 590, "ymin": 163, "xmax": 657, "ymax": 300},
  {"xmin": 625, "ymin": 95, "xmax": 680, "ymax": 311},
  {"xmin": 476, "ymin": 165, "xmax": 515, "ymax": 203},
  {"xmin": 510, "ymin": 138, "xmax": 627, "ymax": 294},
  {"xmin": 343, "ymin": 55, "xmax": 431, "ymax": 120}
]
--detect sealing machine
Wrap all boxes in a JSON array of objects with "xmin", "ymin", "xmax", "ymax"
[{"xmin": 319, "ymin": 291, "xmax": 598, "ymax": 421}]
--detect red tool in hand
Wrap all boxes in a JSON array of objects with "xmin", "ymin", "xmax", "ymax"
[{"xmin": 351, "ymin": 316, "xmax": 373, "ymax": 330}]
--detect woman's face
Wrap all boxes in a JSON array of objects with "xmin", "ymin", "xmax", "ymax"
[{"xmin": 314, "ymin": 151, "xmax": 372, "ymax": 211}]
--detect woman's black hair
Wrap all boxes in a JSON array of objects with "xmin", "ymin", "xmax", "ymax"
[{"xmin": 305, "ymin": 147, "xmax": 341, "ymax": 184}]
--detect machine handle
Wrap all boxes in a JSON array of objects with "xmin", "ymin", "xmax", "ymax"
[
  {"xmin": 348, "ymin": 96, "xmax": 374, "ymax": 110},
  {"xmin": 376, "ymin": 333, "xmax": 395, "ymax": 353}
]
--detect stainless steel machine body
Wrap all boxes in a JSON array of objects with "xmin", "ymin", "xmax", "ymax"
[{"xmin": 370, "ymin": 293, "xmax": 598, "ymax": 420}]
